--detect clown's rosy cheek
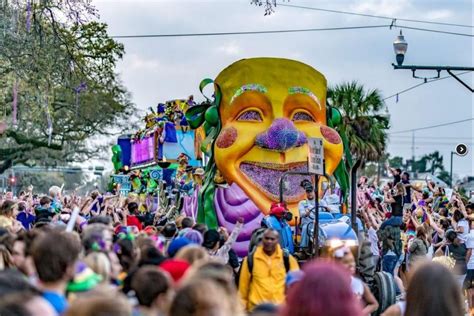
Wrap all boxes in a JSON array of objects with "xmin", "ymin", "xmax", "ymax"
[
  {"xmin": 216, "ymin": 127, "xmax": 238, "ymax": 148},
  {"xmin": 320, "ymin": 126, "xmax": 341, "ymax": 144}
]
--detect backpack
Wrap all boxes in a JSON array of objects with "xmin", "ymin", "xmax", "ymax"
[
  {"xmin": 246, "ymin": 249, "xmax": 290, "ymax": 274},
  {"xmin": 235, "ymin": 228, "xmax": 290, "ymax": 286}
]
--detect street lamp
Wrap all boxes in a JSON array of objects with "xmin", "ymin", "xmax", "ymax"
[
  {"xmin": 392, "ymin": 31, "xmax": 474, "ymax": 92},
  {"xmin": 393, "ymin": 30, "xmax": 407, "ymax": 66}
]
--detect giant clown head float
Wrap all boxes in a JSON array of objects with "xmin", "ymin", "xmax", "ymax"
[{"xmin": 185, "ymin": 58, "xmax": 346, "ymax": 255}]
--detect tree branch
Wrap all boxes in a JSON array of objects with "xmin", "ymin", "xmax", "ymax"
[{"xmin": 5, "ymin": 130, "xmax": 63, "ymax": 150}]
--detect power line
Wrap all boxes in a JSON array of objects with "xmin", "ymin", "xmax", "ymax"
[
  {"xmin": 278, "ymin": 3, "xmax": 474, "ymax": 29},
  {"xmin": 390, "ymin": 141, "xmax": 474, "ymax": 145},
  {"xmin": 389, "ymin": 118, "xmax": 474, "ymax": 134},
  {"xmin": 110, "ymin": 22, "xmax": 473, "ymax": 39},
  {"xmin": 398, "ymin": 24, "xmax": 473, "ymax": 37},
  {"xmin": 111, "ymin": 24, "xmax": 390, "ymax": 38},
  {"xmin": 389, "ymin": 143, "xmax": 471, "ymax": 147},
  {"xmin": 383, "ymin": 82, "xmax": 426, "ymax": 101},
  {"xmin": 390, "ymin": 136, "xmax": 473, "ymax": 140},
  {"xmin": 383, "ymin": 71, "xmax": 472, "ymax": 101}
]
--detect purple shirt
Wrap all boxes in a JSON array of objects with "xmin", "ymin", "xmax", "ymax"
[{"xmin": 16, "ymin": 212, "xmax": 36, "ymax": 230}]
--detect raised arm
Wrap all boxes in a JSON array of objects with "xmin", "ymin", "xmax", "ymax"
[
  {"xmin": 368, "ymin": 210, "xmax": 381, "ymax": 230},
  {"xmin": 456, "ymin": 195, "xmax": 468, "ymax": 218},
  {"xmin": 217, "ymin": 218, "xmax": 244, "ymax": 258},
  {"xmin": 411, "ymin": 185, "xmax": 422, "ymax": 193},
  {"xmin": 426, "ymin": 213, "xmax": 444, "ymax": 236},
  {"xmin": 410, "ymin": 215, "xmax": 421, "ymax": 229},
  {"xmin": 384, "ymin": 191, "xmax": 395, "ymax": 204}
]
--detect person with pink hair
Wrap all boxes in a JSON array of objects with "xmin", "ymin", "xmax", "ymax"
[{"xmin": 280, "ymin": 260, "xmax": 363, "ymax": 316}]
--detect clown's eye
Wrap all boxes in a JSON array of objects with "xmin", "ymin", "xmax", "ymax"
[
  {"xmin": 237, "ymin": 110, "xmax": 263, "ymax": 122},
  {"xmin": 292, "ymin": 111, "xmax": 315, "ymax": 122}
]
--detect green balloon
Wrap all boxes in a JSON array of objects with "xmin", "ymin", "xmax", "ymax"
[
  {"xmin": 330, "ymin": 107, "xmax": 342, "ymax": 126},
  {"xmin": 205, "ymin": 106, "xmax": 219, "ymax": 126},
  {"xmin": 111, "ymin": 145, "xmax": 123, "ymax": 172}
]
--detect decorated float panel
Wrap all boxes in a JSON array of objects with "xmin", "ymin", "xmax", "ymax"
[
  {"xmin": 117, "ymin": 135, "xmax": 132, "ymax": 167},
  {"xmin": 131, "ymin": 133, "xmax": 155, "ymax": 166},
  {"xmin": 110, "ymin": 98, "xmax": 203, "ymax": 196},
  {"xmin": 185, "ymin": 58, "xmax": 350, "ymax": 256}
]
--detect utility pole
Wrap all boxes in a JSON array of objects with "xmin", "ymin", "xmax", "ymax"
[
  {"xmin": 411, "ymin": 131, "xmax": 416, "ymax": 179},
  {"xmin": 450, "ymin": 151, "xmax": 454, "ymax": 187}
]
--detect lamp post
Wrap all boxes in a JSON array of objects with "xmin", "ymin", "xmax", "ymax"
[
  {"xmin": 392, "ymin": 30, "xmax": 474, "ymax": 92},
  {"xmin": 450, "ymin": 151, "xmax": 456, "ymax": 187},
  {"xmin": 393, "ymin": 30, "xmax": 408, "ymax": 66}
]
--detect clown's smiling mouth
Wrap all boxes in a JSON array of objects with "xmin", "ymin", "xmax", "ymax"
[{"xmin": 239, "ymin": 161, "xmax": 312, "ymax": 202}]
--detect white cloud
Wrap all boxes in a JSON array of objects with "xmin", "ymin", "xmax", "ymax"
[
  {"xmin": 349, "ymin": 1, "xmax": 454, "ymax": 22},
  {"xmin": 350, "ymin": 0, "xmax": 412, "ymax": 16},
  {"xmin": 217, "ymin": 41, "xmax": 243, "ymax": 56},
  {"xmin": 423, "ymin": 9, "xmax": 454, "ymax": 20},
  {"xmin": 122, "ymin": 53, "xmax": 160, "ymax": 71}
]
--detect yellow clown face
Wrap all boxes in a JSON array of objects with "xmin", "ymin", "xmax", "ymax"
[{"xmin": 214, "ymin": 58, "xmax": 343, "ymax": 215}]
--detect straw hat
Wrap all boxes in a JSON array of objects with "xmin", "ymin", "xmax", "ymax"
[{"xmin": 193, "ymin": 168, "xmax": 205, "ymax": 176}]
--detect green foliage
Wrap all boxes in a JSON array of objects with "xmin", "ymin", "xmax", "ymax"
[
  {"xmin": 388, "ymin": 156, "xmax": 404, "ymax": 169},
  {"xmin": 327, "ymin": 81, "xmax": 390, "ymax": 167},
  {"xmin": 437, "ymin": 170, "xmax": 451, "ymax": 187},
  {"xmin": 0, "ymin": 1, "xmax": 136, "ymax": 173},
  {"xmin": 15, "ymin": 170, "xmax": 84, "ymax": 194},
  {"xmin": 386, "ymin": 151, "xmax": 447, "ymax": 183},
  {"xmin": 407, "ymin": 151, "xmax": 445, "ymax": 174},
  {"xmin": 360, "ymin": 162, "xmax": 379, "ymax": 179}
]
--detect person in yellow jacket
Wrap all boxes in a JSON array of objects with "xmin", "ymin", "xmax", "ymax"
[{"xmin": 238, "ymin": 229, "xmax": 299, "ymax": 311}]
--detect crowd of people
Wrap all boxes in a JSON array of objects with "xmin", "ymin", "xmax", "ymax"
[
  {"xmin": 0, "ymin": 162, "xmax": 473, "ymax": 315},
  {"xmin": 357, "ymin": 165, "xmax": 474, "ymax": 315}
]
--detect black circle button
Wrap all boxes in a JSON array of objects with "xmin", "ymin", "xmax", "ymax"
[{"xmin": 455, "ymin": 143, "xmax": 468, "ymax": 156}]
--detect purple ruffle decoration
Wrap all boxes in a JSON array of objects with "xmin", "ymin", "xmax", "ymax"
[
  {"xmin": 214, "ymin": 183, "xmax": 263, "ymax": 257},
  {"xmin": 182, "ymin": 183, "xmax": 263, "ymax": 256},
  {"xmin": 183, "ymin": 186, "xmax": 199, "ymax": 220}
]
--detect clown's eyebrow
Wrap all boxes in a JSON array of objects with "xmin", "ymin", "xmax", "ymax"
[
  {"xmin": 288, "ymin": 86, "xmax": 321, "ymax": 110},
  {"xmin": 230, "ymin": 83, "xmax": 268, "ymax": 104}
]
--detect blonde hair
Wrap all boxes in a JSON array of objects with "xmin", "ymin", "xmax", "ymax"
[
  {"xmin": 175, "ymin": 216, "xmax": 185, "ymax": 229},
  {"xmin": 169, "ymin": 279, "xmax": 236, "ymax": 316},
  {"xmin": 0, "ymin": 244, "xmax": 13, "ymax": 271},
  {"xmin": 181, "ymin": 261, "xmax": 244, "ymax": 316},
  {"xmin": 84, "ymin": 252, "xmax": 111, "ymax": 283},
  {"xmin": 395, "ymin": 182, "xmax": 406, "ymax": 196},
  {"xmin": 175, "ymin": 246, "xmax": 209, "ymax": 265},
  {"xmin": 49, "ymin": 186, "xmax": 61, "ymax": 198},
  {"xmin": 65, "ymin": 291, "xmax": 131, "ymax": 316}
]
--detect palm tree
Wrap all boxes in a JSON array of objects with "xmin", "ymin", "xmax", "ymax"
[
  {"xmin": 327, "ymin": 81, "xmax": 390, "ymax": 224},
  {"xmin": 327, "ymin": 81, "xmax": 390, "ymax": 166},
  {"xmin": 426, "ymin": 151, "xmax": 444, "ymax": 174}
]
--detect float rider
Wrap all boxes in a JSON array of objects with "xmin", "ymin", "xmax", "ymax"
[
  {"xmin": 261, "ymin": 202, "xmax": 294, "ymax": 255},
  {"xmin": 298, "ymin": 180, "xmax": 316, "ymax": 255}
]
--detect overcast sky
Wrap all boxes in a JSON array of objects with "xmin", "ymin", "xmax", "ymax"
[{"xmin": 93, "ymin": 0, "xmax": 473, "ymax": 180}]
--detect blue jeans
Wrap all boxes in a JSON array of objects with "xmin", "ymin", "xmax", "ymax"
[
  {"xmin": 382, "ymin": 254, "xmax": 398, "ymax": 276},
  {"xmin": 380, "ymin": 216, "xmax": 403, "ymax": 230},
  {"xmin": 382, "ymin": 254, "xmax": 401, "ymax": 295}
]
